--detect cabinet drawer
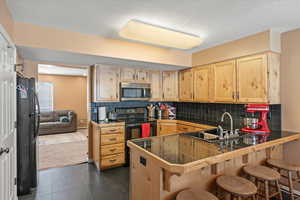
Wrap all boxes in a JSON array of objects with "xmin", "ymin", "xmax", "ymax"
[
  {"xmin": 101, "ymin": 153, "xmax": 125, "ymax": 168},
  {"xmin": 101, "ymin": 143, "xmax": 124, "ymax": 156},
  {"xmin": 101, "ymin": 126, "xmax": 124, "ymax": 134},
  {"xmin": 101, "ymin": 134, "xmax": 124, "ymax": 145}
]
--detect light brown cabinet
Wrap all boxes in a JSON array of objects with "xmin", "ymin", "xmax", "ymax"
[
  {"xmin": 193, "ymin": 65, "xmax": 212, "ymax": 102},
  {"xmin": 149, "ymin": 70, "xmax": 162, "ymax": 101},
  {"xmin": 91, "ymin": 121, "xmax": 125, "ymax": 170},
  {"xmin": 179, "ymin": 69, "xmax": 193, "ymax": 101},
  {"xmin": 213, "ymin": 60, "xmax": 236, "ymax": 103},
  {"xmin": 92, "ymin": 64, "xmax": 120, "ymax": 102},
  {"xmin": 236, "ymin": 54, "xmax": 268, "ymax": 103},
  {"xmin": 120, "ymin": 68, "xmax": 149, "ymax": 83},
  {"xmin": 162, "ymin": 71, "xmax": 178, "ymax": 101}
]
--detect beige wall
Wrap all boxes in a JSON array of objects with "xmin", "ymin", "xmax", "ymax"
[
  {"xmin": 192, "ymin": 30, "xmax": 280, "ymax": 66},
  {"xmin": 281, "ymin": 28, "xmax": 300, "ymax": 132},
  {"xmin": 39, "ymin": 74, "xmax": 88, "ymax": 128},
  {"xmin": 13, "ymin": 22, "xmax": 192, "ymax": 67},
  {"xmin": 0, "ymin": 0, "xmax": 14, "ymax": 40}
]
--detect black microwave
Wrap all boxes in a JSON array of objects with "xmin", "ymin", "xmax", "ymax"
[{"xmin": 120, "ymin": 82, "xmax": 151, "ymax": 101}]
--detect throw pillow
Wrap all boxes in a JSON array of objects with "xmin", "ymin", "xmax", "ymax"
[{"xmin": 59, "ymin": 116, "xmax": 69, "ymax": 123}]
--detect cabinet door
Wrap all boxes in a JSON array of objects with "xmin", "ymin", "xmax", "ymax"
[
  {"xmin": 213, "ymin": 60, "xmax": 236, "ymax": 102},
  {"xmin": 150, "ymin": 71, "xmax": 162, "ymax": 101},
  {"xmin": 94, "ymin": 65, "xmax": 120, "ymax": 101},
  {"xmin": 157, "ymin": 123, "xmax": 177, "ymax": 136},
  {"xmin": 136, "ymin": 69, "xmax": 149, "ymax": 82},
  {"xmin": 162, "ymin": 71, "xmax": 178, "ymax": 101},
  {"xmin": 179, "ymin": 69, "xmax": 193, "ymax": 101},
  {"xmin": 193, "ymin": 65, "xmax": 211, "ymax": 102},
  {"xmin": 120, "ymin": 68, "xmax": 136, "ymax": 82},
  {"xmin": 236, "ymin": 54, "xmax": 268, "ymax": 103}
]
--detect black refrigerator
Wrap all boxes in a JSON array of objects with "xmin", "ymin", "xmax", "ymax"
[{"xmin": 16, "ymin": 75, "xmax": 40, "ymax": 195}]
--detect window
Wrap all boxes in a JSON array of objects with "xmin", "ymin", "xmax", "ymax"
[{"xmin": 38, "ymin": 82, "xmax": 53, "ymax": 112}]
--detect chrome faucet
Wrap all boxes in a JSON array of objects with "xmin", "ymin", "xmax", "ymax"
[{"xmin": 221, "ymin": 112, "xmax": 234, "ymax": 137}]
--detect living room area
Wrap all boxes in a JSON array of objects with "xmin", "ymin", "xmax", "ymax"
[{"xmin": 37, "ymin": 64, "xmax": 89, "ymax": 170}]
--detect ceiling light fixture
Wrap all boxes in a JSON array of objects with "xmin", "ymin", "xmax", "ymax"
[{"xmin": 119, "ymin": 20, "xmax": 203, "ymax": 50}]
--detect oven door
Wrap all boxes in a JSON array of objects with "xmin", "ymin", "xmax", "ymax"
[{"xmin": 120, "ymin": 82, "xmax": 151, "ymax": 101}]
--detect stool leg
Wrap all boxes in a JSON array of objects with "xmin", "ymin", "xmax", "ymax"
[
  {"xmin": 264, "ymin": 180, "xmax": 270, "ymax": 200},
  {"xmin": 297, "ymin": 171, "xmax": 300, "ymax": 183},
  {"xmin": 275, "ymin": 180, "xmax": 283, "ymax": 200},
  {"xmin": 288, "ymin": 171, "xmax": 295, "ymax": 200}
]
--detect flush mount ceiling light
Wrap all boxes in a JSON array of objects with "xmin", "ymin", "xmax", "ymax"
[{"xmin": 119, "ymin": 20, "xmax": 203, "ymax": 50}]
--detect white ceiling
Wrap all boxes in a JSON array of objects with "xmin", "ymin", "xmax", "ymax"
[
  {"xmin": 7, "ymin": 0, "xmax": 300, "ymax": 52},
  {"xmin": 17, "ymin": 46, "xmax": 188, "ymax": 70}
]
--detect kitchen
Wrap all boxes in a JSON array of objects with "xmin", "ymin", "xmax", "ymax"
[
  {"xmin": 89, "ymin": 31, "xmax": 299, "ymax": 200},
  {"xmin": 1, "ymin": 1, "xmax": 300, "ymax": 200}
]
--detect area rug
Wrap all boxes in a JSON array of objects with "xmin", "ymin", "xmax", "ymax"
[{"xmin": 38, "ymin": 129, "xmax": 88, "ymax": 170}]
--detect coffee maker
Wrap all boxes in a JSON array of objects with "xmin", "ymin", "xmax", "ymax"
[{"xmin": 241, "ymin": 104, "xmax": 271, "ymax": 135}]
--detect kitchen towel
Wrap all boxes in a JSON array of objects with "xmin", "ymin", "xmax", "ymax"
[{"xmin": 141, "ymin": 123, "xmax": 151, "ymax": 138}]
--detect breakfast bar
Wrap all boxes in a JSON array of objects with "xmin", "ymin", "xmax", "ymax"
[{"xmin": 127, "ymin": 130, "xmax": 300, "ymax": 200}]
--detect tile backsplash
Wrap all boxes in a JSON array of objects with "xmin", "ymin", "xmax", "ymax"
[
  {"xmin": 174, "ymin": 102, "xmax": 281, "ymax": 131},
  {"xmin": 91, "ymin": 101, "xmax": 281, "ymax": 131},
  {"xmin": 91, "ymin": 101, "xmax": 173, "ymax": 121}
]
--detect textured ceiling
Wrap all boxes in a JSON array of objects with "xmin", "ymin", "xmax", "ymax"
[{"xmin": 7, "ymin": 0, "xmax": 300, "ymax": 52}]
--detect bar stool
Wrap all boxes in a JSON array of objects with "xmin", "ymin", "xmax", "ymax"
[
  {"xmin": 267, "ymin": 159, "xmax": 300, "ymax": 200},
  {"xmin": 216, "ymin": 175, "xmax": 257, "ymax": 200},
  {"xmin": 176, "ymin": 189, "xmax": 219, "ymax": 200},
  {"xmin": 243, "ymin": 165, "xmax": 282, "ymax": 200}
]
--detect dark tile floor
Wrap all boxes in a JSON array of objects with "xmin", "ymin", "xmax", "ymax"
[{"xmin": 19, "ymin": 163, "xmax": 129, "ymax": 200}]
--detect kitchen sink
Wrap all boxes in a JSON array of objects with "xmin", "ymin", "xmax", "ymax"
[{"xmin": 182, "ymin": 128, "xmax": 249, "ymax": 143}]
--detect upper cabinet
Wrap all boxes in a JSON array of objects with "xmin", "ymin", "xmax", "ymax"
[
  {"xmin": 179, "ymin": 69, "xmax": 193, "ymax": 101},
  {"xmin": 150, "ymin": 71, "xmax": 162, "ymax": 101},
  {"xmin": 193, "ymin": 65, "xmax": 212, "ymax": 102},
  {"xmin": 92, "ymin": 65, "xmax": 120, "ymax": 102},
  {"xmin": 120, "ymin": 68, "xmax": 149, "ymax": 83},
  {"xmin": 213, "ymin": 60, "xmax": 236, "ymax": 103},
  {"xmin": 178, "ymin": 52, "xmax": 280, "ymax": 104},
  {"xmin": 162, "ymin": 71, "xmax": 178, "ymax": 101},
  {"xmin": 236, "ymin": 54, "xmax": 268, "ymax": 103}
]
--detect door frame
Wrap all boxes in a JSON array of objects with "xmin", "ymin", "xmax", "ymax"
[{"xmin": 0, "ymin": 24, "xmax": 18, "ymax": 200}]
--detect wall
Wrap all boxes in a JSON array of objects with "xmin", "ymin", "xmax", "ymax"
[
  {"xmin": 0, "ymin": 0, "xmax": 14, "ymax": 40},
  {"xmin": 192, "ymin": 30, "xmax": 281, "ymax": 66},
  {"xmin": 281, "ymin": 28, "xmax": 300, "ymax": 132},
  {"xmin": 281, "ymin": 28, "xmax": 300, "ymax": 169},
  {"xmin": 39, "ymin": 74, "xmax": 88, "ymax": 127},
  {"xmin": 13, "ymin": 22, "xmax": 192, "ymax": 67}
]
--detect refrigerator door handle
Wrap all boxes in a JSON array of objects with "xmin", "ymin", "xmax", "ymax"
[{"xmin": 34, "ymin": 92, "xmax": 41, "ymax": 138}]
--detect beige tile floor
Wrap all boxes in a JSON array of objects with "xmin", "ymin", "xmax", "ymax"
[{"xmin": 38, "ymin": 129, "xmax": 88, "ymax": 170}]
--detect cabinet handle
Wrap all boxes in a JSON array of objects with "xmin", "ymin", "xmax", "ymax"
[
  {"xmin": 109, "ymin": 149, "xmax": 117, "ymax": 152},
  {"xmin": 110, "ymin": 129, "xmax": 117, "ymax": 132},
  {"xmin": 232, "ymin": 92, "xmax": 235, "ymax": 99},
  {"xmin": 109, "ymin": 138, "xmax": 117, "ymax": 141},
  {"xmin": 109, "ymin": 159, "xmax": 117, "ymax": 163},
  {"xmin": 0, "ymin": 148, "xmax": 4, "ymax": 156},
  {"xmin": 237, "ymin": 92, "xmax": 240, "ymax": 100}
]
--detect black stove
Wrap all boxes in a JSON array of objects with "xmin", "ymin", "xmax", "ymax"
[{"xmin": 114, "ymin": 107, "xmax": 157, "ymax": 166}]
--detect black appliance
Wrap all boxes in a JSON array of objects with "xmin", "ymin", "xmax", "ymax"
[
  {"xmin": 120, "ymin": 82, "xmax": 151, "ymax": 101},
  {"xmin": 114, "ymin": 107, "xmax": 156, "ymax": 165},
  {"xmin": 16, "ymin": 76, "xmax": 40, "ymax": 195}
]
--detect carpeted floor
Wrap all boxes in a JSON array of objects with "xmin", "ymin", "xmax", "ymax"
[{"xmin": 38, "ymin": 129, "xmax": 88, "ymax": 170}]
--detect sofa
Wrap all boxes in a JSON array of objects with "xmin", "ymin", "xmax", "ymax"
[{"xmin": 39, "ymin": 110, "xmax": 77, "ymax": 135}]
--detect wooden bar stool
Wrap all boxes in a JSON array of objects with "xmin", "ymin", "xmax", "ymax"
[
  {"xmin": 216, "ymin": 175, "xmax": 257, "ymax": 200},
  {"xmin": 243, "ymin": 165, "xmax": 282, "ymax": 200},
  {"xmin": 176, "ymin": 189, "xmax": 219, "ymax": 200},
  {"xmin": 267, "ymin": 159, "xmax": 300, "ymax": 200}
]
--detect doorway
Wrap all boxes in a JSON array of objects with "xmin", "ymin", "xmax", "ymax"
[{"xmin": 36, "ymin": 64, "xmax": 89, "ymax": 170}]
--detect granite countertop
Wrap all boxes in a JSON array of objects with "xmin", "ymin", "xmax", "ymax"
[{"xmin": 131, "ymin": 130, "xmax": 298, "ymax": 165}]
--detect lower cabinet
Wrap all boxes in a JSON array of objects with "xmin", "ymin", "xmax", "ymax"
[{"xmin": 91, "ymin": 121, "xmax": 125, "ymax": 170}]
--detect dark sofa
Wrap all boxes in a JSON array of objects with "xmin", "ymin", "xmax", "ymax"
[{"xmin": 39, "ymin": 110, "xmax": 77, "ymax": 135}]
